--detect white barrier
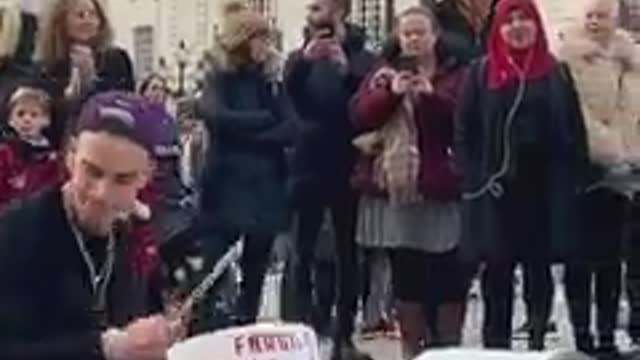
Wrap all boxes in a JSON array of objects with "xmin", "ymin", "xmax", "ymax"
[
  {"xmin": 414, "ymin": 349, "xmax": 593, "ymax": 360},
  {"xmin": 168, "ymin": 323, "xmax": 320, "ymax": 360}
]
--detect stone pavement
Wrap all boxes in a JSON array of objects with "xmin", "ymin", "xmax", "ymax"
[{"xmin": 257, "ymin": 266, "xmax": 636, "ymax": 360}]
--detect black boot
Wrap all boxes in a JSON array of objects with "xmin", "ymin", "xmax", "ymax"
[
  {"xmin": 595, "ymin": 335, "xmax": 620, "ymax": 360},
  {"xmin": 575, "ymin": 331, "xmax": 595, "ymax": 355},
  {"xmin": 528, "ymin": 328, "xmax": 545, "ymax": 351}
]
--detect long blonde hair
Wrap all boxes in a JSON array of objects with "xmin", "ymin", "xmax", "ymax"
[
  {"xmin": 37, "ymin": 0, "xmax": 114, "ymax": 67},
  {"xmin": 0, "ymin": 6, "xmax": 22, "ymax": 62}
]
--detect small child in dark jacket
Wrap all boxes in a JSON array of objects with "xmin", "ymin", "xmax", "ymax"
[{"xmin": 0, "ymin": 87, "xmax": 61, "ymax": 209}]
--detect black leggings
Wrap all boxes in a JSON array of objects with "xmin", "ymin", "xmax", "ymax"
[{"xmin": 389, "ymin": 248, "xmax": 469, "ymax": 306}]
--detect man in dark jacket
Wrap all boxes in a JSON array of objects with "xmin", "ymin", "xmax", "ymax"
[
  {"xmin": 284, "ymin": 0, "xmax": 374, "ymax": 359},
  {"xmin": 0, "ymin": 92, "xmax": 181, "ymax": 360}
]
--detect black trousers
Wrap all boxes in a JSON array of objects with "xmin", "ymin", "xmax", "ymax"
[
  {"xmin": 482, "ymin": 261, "xmax": 552, "ymax": 349},
  {"xmin": 293, "ymin": 190, "xmax": 359, "ymax": 341},
  {"xmin": 565, "ymin": 189, "xmax": 627, "ymax": 349},
  {"xmin": 524, "ymin": 264, "xmax": 553, "ymax": 325},
  {"xmin": 483, "ymin": 157, "xmax": 553, "ymax": 350},
  {"xmin": 565, "ymin": 262, "xmax": 621, "ymax": 348},
  {"xmin": 627, "ymin": 195, "xmax": 640, "ymax": 342}
]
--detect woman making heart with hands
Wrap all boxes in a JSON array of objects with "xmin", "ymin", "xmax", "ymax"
[{"xmin": 351, "ymin": 6, "xmax": 467, "ymax": 357}]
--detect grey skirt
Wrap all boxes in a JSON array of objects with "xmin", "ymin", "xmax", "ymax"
[{"xmin": 356, "ymin": 196, "xmax": 461, "ymax": 253}]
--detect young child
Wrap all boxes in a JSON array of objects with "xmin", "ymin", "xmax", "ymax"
[{"xmin": 0, "ymin": 86, "xmax": 61, "ymax": 209}]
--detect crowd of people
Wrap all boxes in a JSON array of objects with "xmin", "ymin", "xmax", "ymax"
[{"xmin": 1, "ymin": 0, "xmax": 640, "ymax": 360}]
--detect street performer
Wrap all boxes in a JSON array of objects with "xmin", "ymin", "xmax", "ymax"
[{"xmin": 0, "ymin": 91, "xmax": 183, "ymax": 360}]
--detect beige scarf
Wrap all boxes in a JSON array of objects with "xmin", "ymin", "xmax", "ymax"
[{"xmin": 353, "ymin": 97, "xmax": 422, "ymax": 206}]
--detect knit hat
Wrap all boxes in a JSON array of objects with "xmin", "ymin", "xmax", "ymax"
[
  {"xmin": 217, "ymin": 0, "xmax": 270, "ymax": 51},
  {"xmin": 75, "ymin": 91, "xmax": 175, "ymax": 156}
]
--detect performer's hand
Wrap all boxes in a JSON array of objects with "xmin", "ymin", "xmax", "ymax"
[
  {"xmin": 165, "ymin": 301, "xmax": 190, "ymax": 343},
  {"xmin": 102, "ymin": 316, "xmax": 172, "ymax": 360}
]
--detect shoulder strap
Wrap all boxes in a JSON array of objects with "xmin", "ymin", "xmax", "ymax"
[{"xmin": 475, "ymin": 57, "xmax": 488, "ymax": 87}]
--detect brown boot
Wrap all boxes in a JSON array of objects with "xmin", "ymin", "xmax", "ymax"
[
  {"xmin": 396, "ymin": 301, "xmax": 428, "ymax": 358},
  {"xmin": 435, "ymin": 302, "xmax": 466, "ymax": 347}
]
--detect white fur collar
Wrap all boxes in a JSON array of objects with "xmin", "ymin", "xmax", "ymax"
[{"xmin": 559, "ymin": 26, "xmax": 638, "ymax": 69}]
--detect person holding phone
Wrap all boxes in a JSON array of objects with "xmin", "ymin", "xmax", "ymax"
[
  {"xmin": 284, "ymin": 1, "xmax": 374, "ymax": 359},
  {"xmin": 351, "ymin": 6, "xmax": 468, "ymax": 358}
]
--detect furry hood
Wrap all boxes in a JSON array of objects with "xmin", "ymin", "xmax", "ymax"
[
  {"xmin": 205, "ymin": 42, "xmax": 284, "ymax": 81},
  {"xmin": 559, "ymin": 26, "xmax": 639, "ymax": 70}
]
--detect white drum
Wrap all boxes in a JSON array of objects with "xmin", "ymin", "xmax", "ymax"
[
  {"xmin": 168, "ymin": 323, "xmax": 320, "ymax": 360},
  {"xmin": 414, "ymin": 349, "xmax": 593, "ymax": 360}
]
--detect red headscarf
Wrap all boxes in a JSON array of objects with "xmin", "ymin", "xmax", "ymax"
[{"xmin": 487, "ymin": 0, "xmax": 556, "ymax": 90}]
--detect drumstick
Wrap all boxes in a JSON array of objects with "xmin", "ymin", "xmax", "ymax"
[{"xmin": 170, "ymin": 240, "xmax": 243, "ymax": 326}]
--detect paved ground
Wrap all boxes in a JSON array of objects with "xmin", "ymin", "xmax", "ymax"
[{"xmin": 257, "ymin": 266, "xmax": 636, "ymax": 360}]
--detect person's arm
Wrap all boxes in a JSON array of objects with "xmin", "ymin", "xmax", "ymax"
[
  {"xmin": 250, "ymin": 116, "xmax": 296, "ymax": 146},
  {"xmin": 0, "ymin": 333, "xmax": 105, "ymax": 360},
  {"xmin": 453, "ymin": 61, "xmax": 483, "ymax": 182},
  {"xmin": 350, "ymin": 68, "xmax": 401, "ymax": 131},
  {"xmin": 0, "ymin": 146, "xmax": 14, "ymax": 208},
  {"xmin": 107, "ymin": 48, "xmax": 135, "ymax": 92},
  {"xmin": 417, "ymin": 69, "xmax": 466, "ymax": 137},
  {"xmin": 86, "ymin": 47, "xmax": 135, "ymax": 96},
  {"xmin": 283, "ymin": 50, "xmax": 313, "ymax": 119},
  {"xmin": 344, "ymin": 48, "xmax": 376, "ymax": 95},
  {"xmin": 195, "ymin": 72, "xmax": 276, "ymax": 133},
  {"xmin": 559, "ymin": 63, "xmax": 592, "ymax": 183},
  {"xmin": 286, "ymin": 48, "xmax": 366, "ymax": 115},
  {"xmin": 0, "ymin": 207, "xmax": 106, "ymax": 360},
  {"xmin": 249, "ymin": 84, "xmax": 298, "ymax": 146}
]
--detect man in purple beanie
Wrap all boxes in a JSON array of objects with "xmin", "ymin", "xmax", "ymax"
[{"xmin": 0, "ymin": 91, "xmax": 182, "ymax": 360}]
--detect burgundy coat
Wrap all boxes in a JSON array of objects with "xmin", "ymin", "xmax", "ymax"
[
  {"xmin": 350, "ymin": 64, "xmax": 465, "ymax": 201},
  {"xmin": 0, "ymin": 140, "xmax": 63, "ymax": 209}
]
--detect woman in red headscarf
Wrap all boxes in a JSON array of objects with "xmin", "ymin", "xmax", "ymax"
[{"xmin": 455, "ymin": 0, "xmax": 589, "ymax": 350}]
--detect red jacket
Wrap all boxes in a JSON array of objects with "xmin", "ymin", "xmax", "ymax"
[
  {"xmin": 130, "ymin": 183, "xmax": 161, "ymax": 278},
  {"xmin": 350, "ymin": 64, "xmax": 465, "ymax": 201},
  {"xmin": 0, "ymin": 140, "xmax": 63, "ymax": 210}
]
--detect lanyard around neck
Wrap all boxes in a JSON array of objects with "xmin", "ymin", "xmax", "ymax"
[{"xmin": 62, "ymin": 186, "xmax": 116, "ymax": 314}]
